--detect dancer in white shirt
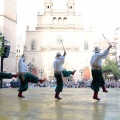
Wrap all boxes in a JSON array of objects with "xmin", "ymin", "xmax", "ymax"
[
  {"xmin": 90, "ymin": 45, "xmax": 112, "ymax": 100},
  {"xmin": 17, "ymin": 54, "xmax": 46, "ymax": 98},
  {"xmin": 53, "ymin": 51, "xmax": 76, "ymax": 100}
]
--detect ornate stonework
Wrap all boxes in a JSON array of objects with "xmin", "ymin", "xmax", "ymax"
[{"xmin": 40, "ymin": 45, "xmax": 79, "ymax": 52}]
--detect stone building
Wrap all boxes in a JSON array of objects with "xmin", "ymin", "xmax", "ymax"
[
  {"xmin": 25, "ymin": 0, "xmax": 96, "ymax": 80},
  {"xmin": 0, "ymin": 0, "xmax": 17, "ymax": 73}
]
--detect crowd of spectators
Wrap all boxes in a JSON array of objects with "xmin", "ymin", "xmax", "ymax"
[
  {"xmin": 105, "ymin": 80, "xmax": 120, "ymax": 88},
  {"xmin": 2, "ymin": 78, "xmax": 120, "ymax": 88},
  {"xmin": 2, "ymin": 79, "xmax": 20, "ymax": 88}
]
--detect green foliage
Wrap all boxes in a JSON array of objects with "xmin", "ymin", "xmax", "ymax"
[
  {"xmin": 103, "ymin": 58, "xmax": 120, "ymax": 80},
  {"xmin": 0, "ymin": 32, "xmax": 4, "ymax": 56}
]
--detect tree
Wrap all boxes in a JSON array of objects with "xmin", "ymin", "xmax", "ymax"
[
  {"xmin": 102, "ymin": 58, "xmax": 120, "ymax": 80},
  {"xmin": 0, "ymin": 32, "xmax": 4, "ymax": 56}
]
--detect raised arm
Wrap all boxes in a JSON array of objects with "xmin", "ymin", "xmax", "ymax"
[
  {"xmin": 99, "ymin": 45, "xmax": 112, "ymax": 59},
  {"xmin": 63, "ymin": 51, "xmax": 66, "ymax": 56}
]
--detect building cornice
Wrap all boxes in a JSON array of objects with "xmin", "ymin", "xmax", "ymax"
[
  {"xmin": 36, "ymin": 25, "xmax": 84, "ymax": 30},
  {"xmin": 0, "ymin": 15, "xmax": 17, "ymax": 23},
  {"xmin": 40, "ymin": 45, "xmax": 79, "ymax": 52}
]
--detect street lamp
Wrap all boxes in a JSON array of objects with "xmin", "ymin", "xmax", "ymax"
[
  {"xmin": 27, "ymin": 63, "xmax": 33, "ymax": 73},
  {"xmin": 39, "ymin": 69, "xmax": 44, "ymax": 79},
  {"xmin": 0, "ymin": 33, "xmax": 10, "ymax": 88},
  {"xmin": 79, "ymin": 69, "xmax": 84, "ymax": 80}
]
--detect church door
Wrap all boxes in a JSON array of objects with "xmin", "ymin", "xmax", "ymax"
[{"xmin": 83, "ymin": 68, "xmax": 90, "ymax": 80}]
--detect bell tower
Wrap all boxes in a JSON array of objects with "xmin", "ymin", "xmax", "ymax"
[
  {"xmin": 44, "ymin": 0, "xmax": 53, "ymax": 15},
  {"xmin": 67, "ymin": 0, "xmax": 75, "ymax": 15}
]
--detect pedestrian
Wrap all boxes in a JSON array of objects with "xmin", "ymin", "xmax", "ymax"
[
  {"xmin": 90, "ymin": 45, "xmax": 112, "ymax": 100},
  {"xmin": 53, "ymin": 51, "xmax": 76, "ymax": 100}
]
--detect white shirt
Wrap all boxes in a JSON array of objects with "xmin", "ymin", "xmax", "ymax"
[
  {"xmin": 53, "ymin": 56, "xmax": 65, "ymax": 71},
  {"xmin": 18, "ymin": 57, "xmax": 27, "ymax": 72},
  {"xmin": 18, "ymin": 56, "xmax": 24, "ymax": 64},
  {"xmin": 90, "ymin": 49, "xmax": 109, "ymax": 67}
]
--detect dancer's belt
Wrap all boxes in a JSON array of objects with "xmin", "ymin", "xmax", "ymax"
[
  {"xmin": 54, "ymin": 71, "xmax": 61, "ymax": 74},
  {"xmin": 17, "ymin": 72, "xmax": 27, "ymax": 75},
  {"xmin": 92, "ymin": 65, "xmax": 102, "ymax": 70},
  {"xmin": 17, "ymin": 72, "xmax": 26, "ymax": 81}
]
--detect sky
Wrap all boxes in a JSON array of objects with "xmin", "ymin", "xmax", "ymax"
[{"xmin": 17, "ymin": 0, "xmax": 120, "ymax": 40}]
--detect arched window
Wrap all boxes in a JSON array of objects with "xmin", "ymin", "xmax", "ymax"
[
  {"xmin": 58, "ymin": 17, "xmax": 62, "ymax": 24},
  {"xmin": 53, "ymin": 17, "xmax": 57, "ymax": 24},
  {"xmin": 46, "ymin": 6, "xmax": 50, "ymax": 9},
  {"xmin": 31, "ymin": 41, "xmax": 36, "ymax": 50},
  {"xmin": 63, "ymin": 17, "xmax": 67, "ymax": 24},
  {"xmin": 84, "ymin": 40, "xmax": 88, "ymax": 50},
  {"xmin": 69, "ymin": 6, "xmax": 72, "ymax": 9}
]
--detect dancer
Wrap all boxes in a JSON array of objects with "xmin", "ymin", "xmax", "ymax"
[
  {"xmin": 90, "ymin": 45, "xmax": 112, "ymax": 100},
  {"xmin": 17, "ymin": 54, "xmax": 46, "ymax": 98},
  {"xmin": 53, "ymin": 51, "xmax": 76, "ymax": 100},
  {"xmin": 0, "ymin": 71, "xmax": 46, "ymax": 97},
  {"xmin": 17, "ymin": 72, "xmax": 46, "ymax": 98},
  {"xmin": 18, "ymin": 54, "xmax": 27, "ymax": 73},
  {"xmin": 0, "ymin": 54, "xmax": 26, "ymax": 79}
]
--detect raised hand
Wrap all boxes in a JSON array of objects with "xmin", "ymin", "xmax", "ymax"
[
  {"xmin": 109, "ymin": 44, "xmax": 112, "ymax": 48},
  {"xmin": 63, "ymin": 51, "xmax": 66, "ymax": 56}
]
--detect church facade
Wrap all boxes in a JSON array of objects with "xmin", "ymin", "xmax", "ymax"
[{"xmin": 25, "ymin": 0, "xmax": 96, "ymax": 81}]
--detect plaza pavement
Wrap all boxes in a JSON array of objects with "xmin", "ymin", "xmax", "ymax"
[{"xmin": 0, "ymin": 87, "xmax": 120, "ymax": 120}]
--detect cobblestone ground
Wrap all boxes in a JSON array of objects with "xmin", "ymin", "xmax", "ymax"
[{"xmin": 0, "ymin": 88, "xmax": 120, "ymax": 120}]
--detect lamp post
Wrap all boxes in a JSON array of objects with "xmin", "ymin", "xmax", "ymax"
[
  {"xmin": 27, "ymin": 63, "xmax": 33, "ymax": 73},
  {"xmin": 79, "ymin": 69, "xmax": 84, "ymax": 80},
  {"xmin": 39, "ymin": 69, "xmax": 44, "ymax": 79},
  {"xmin": 0, "ymin": 35, "xmax": 4, "ymax": 88},
  {"xmin": 0, "ymin": 34, "xmax": 10, "ymax": 88}
]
